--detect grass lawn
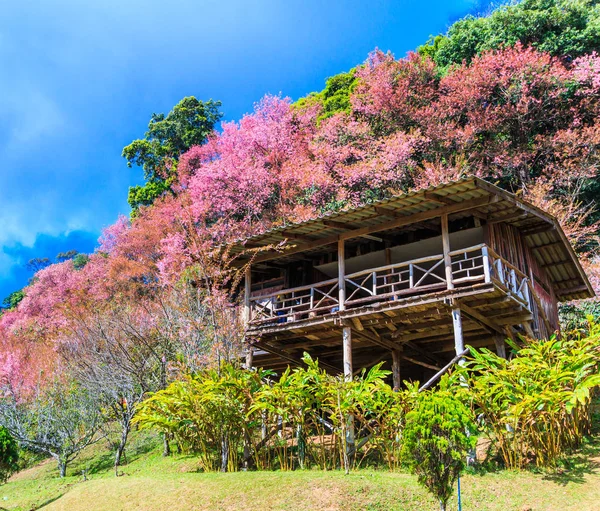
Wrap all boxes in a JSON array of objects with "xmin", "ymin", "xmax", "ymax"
[{"xmin": 2, "ymin": 432, "xmax": 600, "ymax": 511}]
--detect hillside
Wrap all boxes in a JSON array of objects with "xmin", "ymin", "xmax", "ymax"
[{"xmin": 2, "ymin": 432, "xmax": 600, "ymax": 511}]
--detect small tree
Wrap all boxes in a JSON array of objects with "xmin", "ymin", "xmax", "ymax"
[
  {"xmin": 0, "ymin": 380, "xmax": 104, "ymax": 477},
  {"xmin": 0, "ymin": 427, "xmax": 18, "ymax": 483},
  {"xmin": 402, "ymin": 385, "xmax": 476, "ymax": 511}
]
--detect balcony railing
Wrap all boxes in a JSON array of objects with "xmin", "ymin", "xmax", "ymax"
[{"xmin": 248, "ymin": 243, "xmax": 531, "ymax": 326}]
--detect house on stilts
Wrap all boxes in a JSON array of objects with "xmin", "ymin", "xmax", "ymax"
[{"xmin": 230, "ymin": 177, "xmax": 594, "ymax": 387}]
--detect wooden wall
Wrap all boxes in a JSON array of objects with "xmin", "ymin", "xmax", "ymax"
[{"xmin": 486, "ymin": 222, "xmax": 559, "ymax": 338}]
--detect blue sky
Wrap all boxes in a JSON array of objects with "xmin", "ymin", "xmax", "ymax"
[{"xmin": 0, "ymin": 0, "xmax": 491, "ymax": 300}]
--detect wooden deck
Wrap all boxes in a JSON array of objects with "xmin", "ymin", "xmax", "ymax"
[{"xmin": 247, "ymin": 244, "xmax": 539, "ymax": 375}]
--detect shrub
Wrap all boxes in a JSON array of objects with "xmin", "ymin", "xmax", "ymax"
[
  {"xmin": 0, "ymin": 427, "xmax": 18, "ymax": 483},
  {"xmin": 402, "ymin": 383, "xmax": 477, "ymax": 511}
]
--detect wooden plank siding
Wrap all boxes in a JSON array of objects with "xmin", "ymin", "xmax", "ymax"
[{"xmin": 487, "ymin": 222, "xmax": 559, "ymax": 338}]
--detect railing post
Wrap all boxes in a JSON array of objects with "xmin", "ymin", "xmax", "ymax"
[
  {"xmin": 523, "ymin": 279, "xmax": 532, "ymax": 311},
  {"xmin": 372, "ymin": 272, "xmax": 377, "ymax": 296},
  {"xmin": 338, "ymin": 239, "xmax": 346, "ymax": 311},
  {"xmin": 441, "ymin": 213, "xmax": 454, "ymax": 290},
  {"xmin": 510, "ymin": 269, "xmax": 517, "ymax": 294},
  {"xmin": 310, "ymin": 287, "xmax": 315, "ymax": 311},
  {"xmin": 482, "ymin": 245, "xmax": 491, "ymax": 284},
  {"xmin": 497, "ymin": 259, "xmax": 505, "ymax": 285},
  {"xmin": 409, "ymin": 263, "xmax": 414, "ymax": 289}
]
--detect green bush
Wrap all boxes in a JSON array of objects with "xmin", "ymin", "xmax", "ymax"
[
  {"xmin": 0, "ymin": 426, "xmax": 19, "ymax": 483},
  {"xmin": 402, "ymin": 383, "xmax": 477, "ymax": 511}
]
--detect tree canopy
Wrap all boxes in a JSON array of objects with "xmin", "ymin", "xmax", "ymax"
[{"xmin": 124, "ymin": 97, "xmax": 223, "ymax": 211}]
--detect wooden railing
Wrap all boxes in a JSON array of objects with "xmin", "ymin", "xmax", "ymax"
[
  {"xmin": 249, "ymin": 278, "xmax": 339, "ymax": 325},
  {"xmin": 248, "ymin": 244, "xmax": 532, "ymax": 326},
  {"xmin": 344, "ymin": 254, "xmax": 447, "ymax": 306},
  {"xmin": 487, "ymin": 246, "xmax": 531, "ymax": 308}
]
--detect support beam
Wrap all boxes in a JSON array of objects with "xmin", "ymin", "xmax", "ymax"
[
  {"xmin": 256, "ymin": 342, "xmax": 339, "ymax": 373},
  {"xmin": 245, "ymin": 346, "xmax": 254, "ymax": 370},
  {"xmin": 338, "ymin": 239, "xmax": 346, "ymax": 311},
  {"xmin": 244, "ymin": 265, "xmax": 252, "ymax": 324},
  {"xmin": 451, "ymin": 307, "xmax": 465, "ymax": 364},
  {"xmin": 342, "ymin": 325, "xmax": 355, "ymax": 467},
  {"xmin": 323, "ymin": 219, "xmax": 356, "ymax": 230},
  {"xmin": 441, "ymin": 213, "xmax": 454, "ymax": 290},
  {"xmin": 343, "ymin": 327, "xmax": 353, "ymax": 380},
  {"xmin": 402, "ymin": 355, "xmax": 441, "ymax": 371},
  {"xmin": 456, "ymin": 302, "xmax": 504, "ymax": 335},
  {"xmin": 424, "ymin": 191, "xmax": 456, "ymax": 205},
  {"xmin": 494, "ymin": 335, "xmax": 507, "ymax": 359},
  {"xmin": 419, "ymin": 348, "xmax": 470, "ymax": 392},
  {"xmin": 392, "ymin": 349, "xmax": 402, "ymax": 391}
]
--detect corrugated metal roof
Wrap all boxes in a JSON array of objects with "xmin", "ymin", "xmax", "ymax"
[{"xmin": 230, "ymin": 177, "xmax": 593, "ymax": 302}]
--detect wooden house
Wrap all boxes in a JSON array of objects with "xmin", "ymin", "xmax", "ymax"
[{"xmin": 230, "ymin": 177, "xmax": 594, "ymax": 388}]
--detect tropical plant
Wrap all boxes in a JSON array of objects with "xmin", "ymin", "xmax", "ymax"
[
  {"xmin": 135, "ymin": 364, "xmax": 267, "ymax": 472},
  {"xmin": 460, "ymin": 329, "xmax": 600, "ymax": 469}
]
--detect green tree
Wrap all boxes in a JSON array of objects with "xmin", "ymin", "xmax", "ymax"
[
  {"xmin": 55, "ymin": 250, "xmax": 79, "ymax": 263},
  {"xmin": 402, "ymin": 384, "xmax": 477, "ymax": 511},
  {"xmin": 1, "ymin": 290, "xmax": 24, "ymax": 310},
  {"xmin": 418, "ymin": 0, "xmax": 600, "ymax": 69},
  {"xmin": 123, "ymin": 96, "xmax": 223, "ymax": 211},
  {"xmin": 0, "ymin": 427, "xmax": 19, "ymax": 483},
  {"xmin": 294, "ymin": 69, "xmax": 356, "ymax": 122},
  {"xmin": 26, "ymin": 257, "xmax": 50, "ymax": 273}
]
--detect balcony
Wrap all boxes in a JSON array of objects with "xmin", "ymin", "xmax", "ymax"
[{"xmin": 248, "ymin": 243, "xmax": 531, "ymax": 330}]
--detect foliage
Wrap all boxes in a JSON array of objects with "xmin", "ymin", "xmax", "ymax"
[
  {"xmin": 459, "ymin": 329, "xmax": 600, "ymax": 469},
  {"xmin": 138, "ymin": 355, "xmax": 408, "ymax": 473},
  {"xmin": 418, "ymin": 0, "xmax": 600, "ymax": 68},
  {"xmin": 136, "ymin": 365, "xmax": 267, "ymax": 472},
  {"xmin": 559, "ymin": 304, "xmax": 600, "ymax": 333},
  {"xmin": 0, "ymin": 426, "xmax": 18, "ymax": 483},
  {"xmin": 402, "ymin": 382, "xmax": 477, "ymax": 511},
  {"xmin": 1, "ymin": 290, "xmax": 24, "ymax": 310},
  {"xmin": 0, "ymin": 380, "xmax": 105, "ymax": 477},
  {"xmin": 294, "ymin": 69, "xmax": 357, "ymax": 122},
  {"xmin": 123, "ymin": 96, "xmax": 223, "ymax": 211}
]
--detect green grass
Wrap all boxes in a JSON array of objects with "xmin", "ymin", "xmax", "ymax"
[{"xmin": 2, "ymin": 433, "xmax": 600, "ymax": 511}]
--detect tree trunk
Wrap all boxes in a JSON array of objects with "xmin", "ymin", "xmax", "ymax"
[
  {"xmin": 114, "ymin": 425, "xmax": 130, "ymax": 476},
  {"xmin": 439, "ymin": 499, "xmax": 446, "ymax": 511},
  {"xmin": 58, "ymin": 458, "xmax": 67, "ymax": 478},
  {"xmin": 162, "ymin": 432, "xmax": 171, "ymax": 457},
  {"xmin": 220, "ymin": 434, "xmax": 229, "ymax": 472}
]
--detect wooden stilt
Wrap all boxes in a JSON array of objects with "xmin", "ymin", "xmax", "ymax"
[
  {"xmin": 494, "ymin": 334, "xmax": 507, "ymax": 359},
  {"xmin": 343, "ymin": 326, "xmax": 353, "ymax": 380},
  {"xmin": 245, "ymin": 346, "xmax": 254, "ymax": 370},
  {"xmin": 342, "ymin": 325, "xmax": 354, "ymax": 470},
  {"xmin": 392, "ymin": 349, "xmax": 402, "ymax": 391},
  {"xmin": 452, "ymin": 307, "xmax": 465, "ymax": 365},
  {"xmin": 244, "ymin": 265, "xmax": 252, "ymax": 324},
  {"xmin": 441, "ymin": 213, "xmax": 454, "ymax": 290},
  {"xmin": 338, "ymin": 239, "xmax": 346, "ymax": 311}
]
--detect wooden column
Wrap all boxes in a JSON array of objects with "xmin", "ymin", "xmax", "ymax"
[
  {"xmin": 244, "ymin": 265, "xmax": 253, "ymax": 371},
  {"xmin": 343, "ymin": 327, "xmax": 353, "ymax": 380},
  {"xmin": 342, "ymin": 325, "xmax": 355, "ymax": 468},
  {"xmin": 494, "ymin": 334, "xmax": 507, "ymax": 359},
  {"xmin": 441, "ymin": 213, "xmax": 454, "ymax": 290},
  {"xmin": 245, "ymin": 346, "xmax": 254, "ymax": 370},
  {"xmin": 392, "ymin": 348, "xmax": 402, "ymax": 391},
  {"xmin": 452, "ymin": 307, "xmax": 465, "ymax": 365},
  {"xmin": 244, "ymin": 265, "xmax": 252, "ymax": 324},
  {"xmin": 338, "ymin": 239, "xmax": 346, "ymax": 311}
]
